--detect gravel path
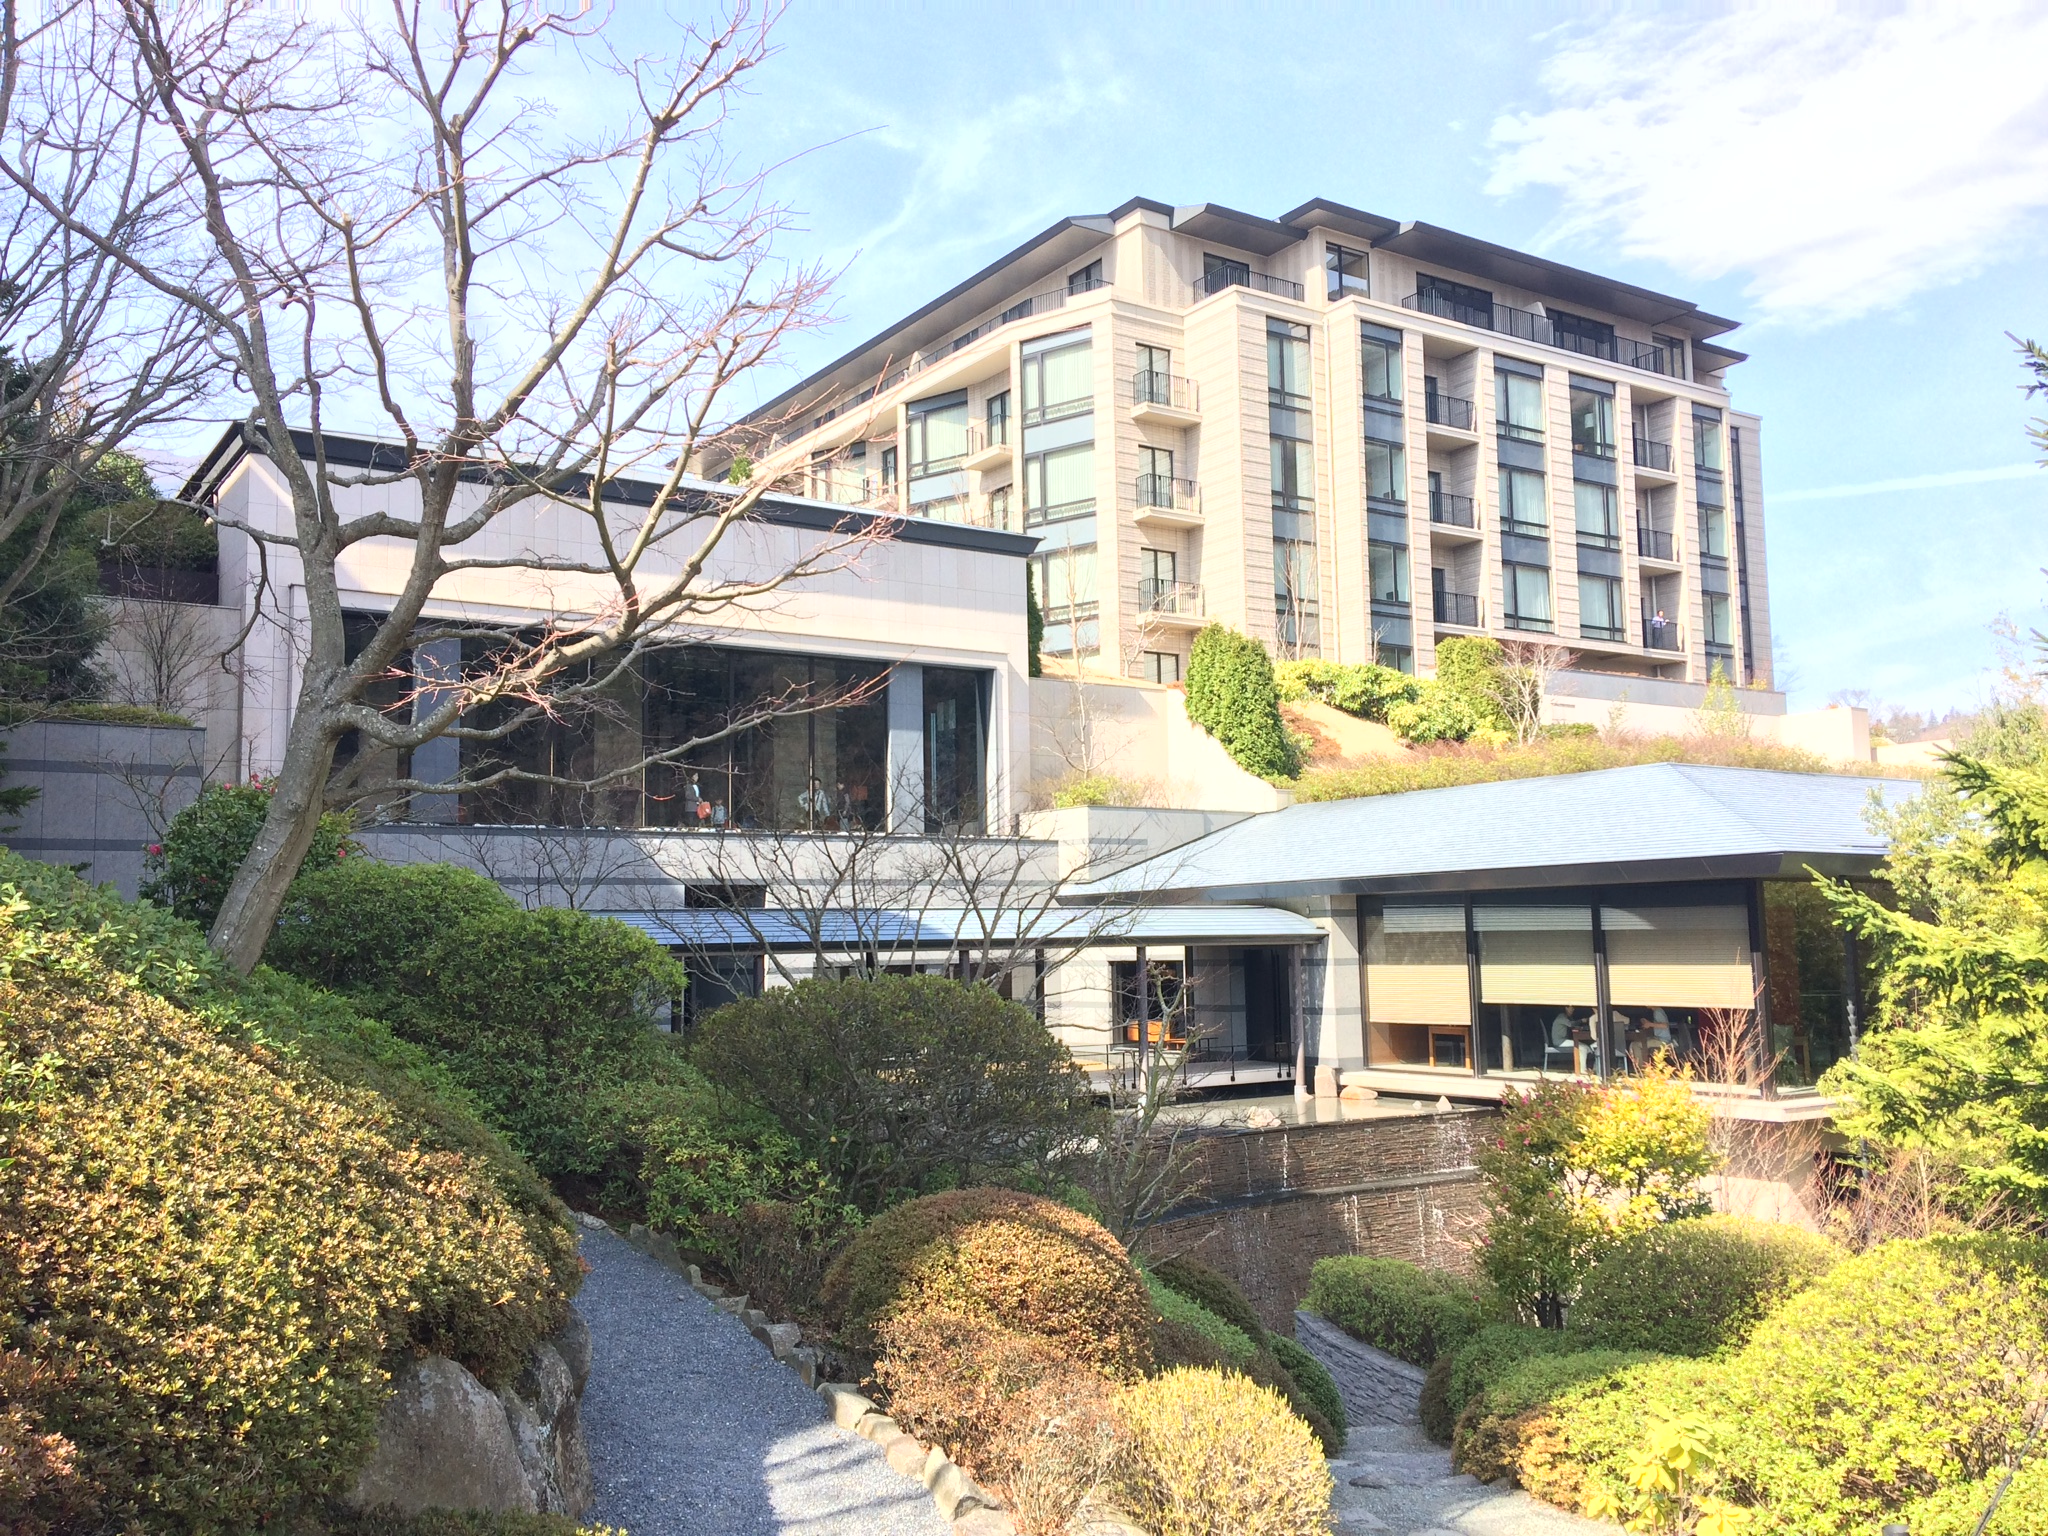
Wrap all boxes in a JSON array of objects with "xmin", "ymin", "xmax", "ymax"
[
  {"xmin": 578, "ymin": 1227, "xmax": 950, "ymax": 1536},
  {"xmin": 1293, "ymin": 1310, "xmax": 1613, "ymax": 1536}
]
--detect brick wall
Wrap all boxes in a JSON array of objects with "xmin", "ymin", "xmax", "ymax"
[{"xmin": 1139, "ymin": 1106, "xmax": 1497, "ymax": 1332}]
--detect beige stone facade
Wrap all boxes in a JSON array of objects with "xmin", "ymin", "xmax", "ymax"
[{"xmin": 737, "ymin": 198, "xmax": 1771, "ymax": 694}]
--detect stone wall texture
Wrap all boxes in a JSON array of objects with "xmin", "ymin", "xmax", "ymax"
[{"xmin": 1141, "ymin": 1107, "xmax": 1496, "ymax": 1332}]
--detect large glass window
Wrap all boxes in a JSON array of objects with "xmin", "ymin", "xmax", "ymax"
[
  {"xmin": 1327, "ymin": 243, "xmax": 1370, "ymax": 300},
  {"xmin": 906, "ymin": 391, "xmax": 969, "ymax": 475},
  {"xmin": 1502, "ymin": 467, "xmax": 1549, "ymax": 533},
  {"xmin": 1477, "ymin": 905, "xmax": 1596, "ymax": 1073},
  {"xmin": 1024, "ymin": 443, "xmax": 1094, "ymax": 523},
  {"xmin": 1703, "ymin": 592, "xmax": 1734, "ymax": 647},
  {"xmin": 1605, "ymin": 903, "xmax": 1754, "ymax": 1076},
  {"xmin": 1579, "ymin": 573, "xmax": 1624, "ymax": 641},
  {"xmin": 1022, "ymin": 333, "xmax": 1093, "ymax": 426},
  {"xmin": 1551, "ymin": 310, "xmax": 1617, "ymax": 360},
  {"xmin": 1370, "ymin": 540, "xmax": 1410, "ymax": 604},
  {"xmin": 1764, "ymin": 881, "xmax": 1864, "ymax": 1088},
  {"xmin": 985, "ymin": 391, "xmax": 1010, "ymax": 446},
  {"xmin": 1267, "ymin": 318, "xmax": 1311, "ymax": 402},
  {"xmin": 1271, "ymin": 436, "xmax": 1315, "ymax": 508},
  {"xmin": 1496, "ymin": 370, "xmax": 1545, "ymax": 440},
  {"xmin": 1361, "ymin": 331, "xmax": 1401, "ymax": 401},
  {"xmin": 924, "ymin": 666, "xmax": 986, "ymax": 833},
  {"xmin": 1699, "ymin": 505, "xmax": 1730, "ymax": 558},
  {"xmin": 1504, "ymin": 564, "xmax": 1552, "ymax": 630},
  {"xmin": 1692, "ymin": 414, "xmax": 1724, "ymax": 471},
  {"xmin": 1570, "ymin": 385, "xmax": 1615, "ymax": 457},
  {"xmin": 1417, "ymin": 273, "xmax": 1493, "ymax": 327},
  {"xmin": 1035, "ymin": 537, "xmax": 1099, "ymax": 657},
  {"xmin": 1365, "ymin": 905, "xmax": 1470, "ymax": 1068},
  {"xmin": 1366, "ymin": 439, "xmax": 1406, "ymax": 503},
  {"xmin": 1574, "ymin": 481, "xmax": 1620, "ymax": 547}
]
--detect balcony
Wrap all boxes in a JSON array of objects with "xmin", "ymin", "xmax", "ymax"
[
  {"xmin": 1425, "ymin": 390, "xmax": 1476, "ymax": 431},
  {"xmin": 1432, "ymin": 589, "xmax": 1481, "ymax": 628},
  {"xmin": 962, "ymin": 422, "xmax": 1010, "ymax": 472},
  {"xmin": 1134, "ymin": 473, "xmax": 1202, "ymax": 528},
  {"xmin": 1637, "ymin": 526, "xmax": 1677, "ymax": 562},
  {"xmin": 1129, "ymin": 369, "xmax": 1201, "ymax": 428},
  {"xmin": 1429, "ymin": 490, "xmax": 1477, "ymax": 530},
  {"xmin": 1195, "ymin": 266, "xmax": 1305, "ymax": 303},
  {"xmin": 1644, "ymin": 614, "xmax": 1683, "ymax": 652},
  {"xmin": 1139, "ymin": 578, "xmax": 1205, "ymax": 625},
  {"xmin": 1633, "ymin": 436, "xmax": 1675, "ymax": 474},
  {"xmin": 1400, "ymin": 290, "xmax": 1688, "ymax": 379}
]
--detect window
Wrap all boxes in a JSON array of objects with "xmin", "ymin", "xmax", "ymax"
[
  {"xmin": 1475, "ymin": 904, "xmax": 1596, "ymax": 1073},
  {"xmin": 1138, "ymin": 445, "xmax": 1175, "ymax": 508},
  {"xmin": 1134, "ymin": 343, "xmax": 1172, "ymax": 405},
  {"xmin": 1141, "ymin": 546, "xmax": 1179, "ymax": 609},
  {"xmin": 1703, "ymin": 592, "xmax": 1734, "ymax": 647},
  {"xmin": 1570, "ymin": 385, "xmax": 1615, "ymax": 457},
  {"xmin": 906, "ymin": 391, "xmax": 968, "ymax": 475},
  {"xmin": 1035, "ymin": 542, "xmax": 1099, "ymax": 656},
  {"xmin": 1144, "ymin": 651, "xmax": 1182, "ymax": 685},
  {"xmin": 987, "ymin": 485, "xmax": 1012, "ymax": 530},
  {"xmin": 1692, "ymin": 415, "xmax": 1724, "ymax": 471},
  {"xmin": 1365, "ymin": 905, "xmax": 1470, "ymax": 1067},
  {"xmin": 1550, "ymin": 309, "xmax": 1617, "ymax": 361},
  {"xmin": 1267, "ymin": 318, "xmax": 1311, "ymax": 402},
  {"xmin": 1579, "ymin": 572, "xmax": 1624, "ymax": 641},
  {"xmin": 1366, "ymin": 439, "xmax": 1406, "ymax": 503},
  {"xmin": 1698, "ymin": 505, "xmax": 1729, "ymax": 558},
  {"xmin": 1503, "ymin": 563, "xmax": 1552, "ymax": 630},
  {"xmin": 1501, "ymin": 467, "xmax": 1548, "ymax": 533},
  {"xmin": 1271, "ymin": 435, "xmax": 1314, "ymax": 510},
  {"xmin": 1417, "ymin": 273, "xmax": 1493, "ymax": 328},
  {"xmin": 1021, "ymin": 333, "xmax": 1092, "ymax": 425},
  {"xmin": 1274, "ymin": 535, "xmax": 1320, "ymax": 653},
  {"xmin": 880, "ymin": 445, "xmax": 897, "ymax": 489},
  {"xmin": 1327, "ymin": 242, "xmax": 1369, "ymax": 299},
  {"xmin": 1024, "ymin": 442, "xmax": 1094, "ymax": 523},
  {"xmin": 1361, "ymin": 329, "xmax": 1401, "ymax": 402},
  {"xmin": 1203, "ymin": 252, "xmax": 1250, "ymax": 292},
  {"xmin": 985, "ymin": 391, "xmax": 1010, "ymax": 446},
  {"xmin": 1573, "ymin": 481, "xmax": 1619, "ymax": 547},
  {"xmin": 1370, "ymin": 540, "xmax": 1410, "ymax": 605},
  {"xmin": 1067, "ymin": 258, "xmax": 1103, "ymax": 294},
  {"xmin": 1378, "ymin": 642, "xmax": 1414, "ymax": 674},
  {"xmin": 1496, "ymin": 370, "xmax": 1545, "ymax": 440},
  {"xmin": 924, "ymin": 666, "xmax": 987, "ymax": 834}
]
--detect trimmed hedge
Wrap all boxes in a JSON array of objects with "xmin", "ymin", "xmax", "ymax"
[
  {"xmin": 1112, "ymin": 1367, "xmax": 1333, "ymax": 1536},
  {"xmin": 0, "ymin": 865, "xmax": 576, "ymax": 1533},
  {"xmin": 1568, "ymin": 1214, "xmax": 1839, "ymax": 1356},
  {"xmin": 1269, "ymin": 1334, "xmax": 1347, "ymax": 1444},
  {"xmin": 1151, "ymin": 1254, "xmax": 1267, "ymax": 1343},
  {"xmin": 822, "ymin": 1189, "xmax": 1153, "ymax": 1377},
  {"xmin": 1305, "ymin": 1256, "xmax": 1492, "ymax": 1367},
  {"xmin": 1147, "ymin": 1275, "xmax": 1256, "ymax": 1366},
  {"xmin": 1183, "ymin": 624, "xmax": 1300, "ymax": 779}
]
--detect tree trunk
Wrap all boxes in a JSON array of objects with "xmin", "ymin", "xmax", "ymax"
[{"xmin": 207, "ymin": 707, "xmax": 339, "ymax": 974}]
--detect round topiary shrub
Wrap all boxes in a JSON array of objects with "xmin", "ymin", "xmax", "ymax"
[
  {"xmin": 1568, "ymin": 1214, "xmax": 1839, "ymax": 1356},
  {"xmin": 267, "ymin": 859, "xmax": 513, "ymax": 992},
  {"xmin": 1112, "ymin": 1366, "xmax": 1334, "ymax": 1536},
  {"xmin": 1305, "ymin": 1255, "xmax": 1492, "ymax": 1367},
  {"xmin": 822, "ymin": 1189, "xmax": 1154, "ymax": 1377}
]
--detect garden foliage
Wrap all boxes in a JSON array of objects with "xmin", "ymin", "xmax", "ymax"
[
  {"xmin": 1567, "ymin": 1215, "xmax": 1839, "ymax": 1357},
  {"xmin": 692, "ymin": 975, "xmax": 1095, "ymax": 1213},
  {"xmin": 1304, "ymin": 1256, "xmax": 1491, "ymax": 1367},
  {"xmin": 1110, "ymin": 1367, "xmax": 1334, "ymax": 1536},
  {"xmin": 0, "ymin": 852, "xmax": 576, "ymax": 1534},
  {"xmin": 142, "ymin": 777, "xmax": 358, "ymax": 928},
  {"xmin": 1182, "ymin": 624, "xmax": 1300, "ymax": 779}
]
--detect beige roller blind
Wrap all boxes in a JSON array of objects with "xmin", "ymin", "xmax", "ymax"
[
  {"xmin": 1366, "ymin": 906, "xmax": 1470, "ymax": 1026},
  {"xmin": 1476, "ymin": 906, "xmax": 1597, "ymax": 1006},
  {"xmin": 1605, "ymin": 905, "xmax": 1754, "ymax": 1009}
]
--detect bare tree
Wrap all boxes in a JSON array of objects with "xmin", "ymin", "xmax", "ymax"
[
  {"xmin": 0, "ymin": 0, "xmax": 214, "ymax": 634},
  {"xmin": 99, "ymin": 595, "xmax": 216, "ymax": 717},
  {"xmin": 21, "ymin": 2, "xmax": 873, "ymax": 970},
  {"xmin": 1495, "ymin": 638, "xmax": 1577, "ymax": 745}
]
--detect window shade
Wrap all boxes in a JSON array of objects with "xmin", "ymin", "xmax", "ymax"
[
  {"xmin": 1476, "ymin": 906, "xmax": 1595, "ymax": 1006},
  {"xmin": 1604, "ymin": 905, "xmax": 1753, "ymax": 1009},
  {"xmin": 1365, "ymin": 906, "xmax": 1469, "ymax": 1026}
]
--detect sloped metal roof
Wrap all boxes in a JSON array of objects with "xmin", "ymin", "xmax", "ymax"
[
  {"xmin": 600, "ymin": 903, "xmax": 1322, "ymax": 951},
  {"xmin": 1069, "ymin": 764, "xmax": 1917, "ymax": 903}
]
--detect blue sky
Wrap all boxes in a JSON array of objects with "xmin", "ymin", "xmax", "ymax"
[{"xmin": 632, "ymin": 0, "xmax": 2048, "ymax": 718}]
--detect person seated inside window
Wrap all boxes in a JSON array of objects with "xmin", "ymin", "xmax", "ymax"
[{"xmin": 1545, "ymin": 1010, "xmax": 1579, "ymax": 1072}]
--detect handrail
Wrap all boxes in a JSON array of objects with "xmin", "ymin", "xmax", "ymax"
[
  {"xmin": 1195, "ymin": 266, "xmax": 1305, "ymax": 302},
  {"xmin": 1136, "ymin": 473, "xmax": 1200, "ymax": 512},
  {"xmin": 1425, "ymin": 391, "xmax": 1475, "ymax": 430},
  {"xmin": 1637, "ymin": 526, "xmax": 1676, "ymax": 560},
  {"xmin": 1402, "ymin": 290, "xmax": 1688, "ymax": 379},
  {"xmin": 1139, "ymin": 578, "xmax": 1204, "ymax": 616},
  {"xmin": 1429, "ymin": 489, "xmax": 1476, "ymax": 528},
  {"xmin": 1432, "ymin": 589, "xmax": 1481, "ymax": 627},
  {"xmin": 1634, "ymin": 436, "xmax": 1674, "ymax": 472},
  {"xmin": 1132, "ymin": 369, "xmax": 1198, "ymax": 411}
]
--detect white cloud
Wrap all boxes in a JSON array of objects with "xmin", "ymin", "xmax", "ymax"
[
  {"xmin": 1773, "ymin": 462, "xmax": 2044, "ymax": 503},
  {"xmin": 1486, "ymin": 3, "xmax": 2048, "ymax": 326}
]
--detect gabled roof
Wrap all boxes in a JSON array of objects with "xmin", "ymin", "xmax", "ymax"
[{"xmin": 1070, "ymin": 764, "xmax": 1914, "ymax": 903}]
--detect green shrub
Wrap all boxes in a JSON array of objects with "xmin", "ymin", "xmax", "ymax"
[
  {"xmin": 1452, "ymin": 1348, "xmax": 1674, "ymax": 1491},
  {"xmin": 693, "ymin": 975, "xmax": 1094, "ymax": 1213},
  {"xmin": 1268, "ymin": 1334, "xmax": 1345, "ymax": 1437},
  {"xmin": 1443, "ymin": 1322, "xmax": 1571, "ymax": 1431},
  {"xmin": 1147, "ymin": 1275, "xmax": 1257, "ymax": 1367},
  {"xmin": 140, "ymin": 778, "xmax": 358, "ymax": 928},
  {"xmin": 1900, "ymin": 1462, "xmax": 2048, "ymax": 1536},
  {"xmin": 0, "ymin": 896, "xmax": 575, "ymax": 1534},
  {"xmin": 1569, "ymin": 1214, "xmax": 1839, "ymax": 1356},
  {"xmin": 1273, "ymin": 658, "xmax": 1419, "ymax": 721},
  {"xmin": 1111, "ymin": 1366, "xmax": 1333, "ymax": 1536},
  {"xmin": 1419, "ymin": 1353, "xmax": 1456, "ymax": 1442},
  {"xmin": 1384, "ymin": 682, "xmax": 1501, "ymax": 745},
  {"xmin": 1183, "ymin": 624, "xmax": 1300, "ymax": 779},
  {"xmin": 268, "ymin": 859, "xmax": 515, "ymax": 990},
  {"xmin": 1151, "ymin": 1254, "xmax": 1267, "ymax": 1343},
  {"xmin": 1306, "ymin": 1256, "xmax": 1491, "ymax": 1366},
  {"xmin": 823, "ymin": 1189, "xmax": 1153, "ymax": 1378},
  {"xmin": 1050, "ymin": 771, "xmax": 1149, "ymax": 808}
]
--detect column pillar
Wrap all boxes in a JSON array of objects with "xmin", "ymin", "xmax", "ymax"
[{"xmin": 886, "ymin": 662, "xmax": 925, "ymax": 834}]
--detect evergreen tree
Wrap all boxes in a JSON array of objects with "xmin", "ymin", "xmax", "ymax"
[{"xmin": 1183, "ymin": 624, "xmax": 1300, "ymax": 779}]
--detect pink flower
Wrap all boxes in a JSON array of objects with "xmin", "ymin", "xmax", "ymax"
[{"xmin": 146, "ymin": 844, "xmax": 162, "ymax": 856}]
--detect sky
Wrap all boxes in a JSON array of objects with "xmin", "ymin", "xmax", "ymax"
[{"xmin": 599, "ymin": 0, "xmax": 2048, "ymax": 719}]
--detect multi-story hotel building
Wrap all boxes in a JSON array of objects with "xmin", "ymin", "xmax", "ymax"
[{"xmin": 737, "ymin": 198, "xmax": 1769, "ymax": 690}]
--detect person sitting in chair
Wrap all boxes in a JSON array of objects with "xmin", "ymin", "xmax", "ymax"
[{"xmin": 1545, "ymin": 1010, "xmax": 1579, "ymax": 1072}]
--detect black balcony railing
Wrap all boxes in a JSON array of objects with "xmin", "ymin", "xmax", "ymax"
[
  {"xmin": 1638, "ymin": 526, "xmax": 1676, "ymax": 561},
  {"xmin": 1433, "ymin": 589, "xmax": 1481, "ymax": 627},
  {"xmin": 1403, "ymin": 288, "xmax": 1492, "ymax": 329},
  {"xmin": 1197, "ymin": 266, "xmax": 1305, "ymax": 301},
  {"xmin": 1402, "ymin": 291, "xmax": 1686, "ymax": 379},
  {"xmin": 1429, "ymin": 489, "xmax": 1476, "ymax": 528},
  {"xmin": 1140, "ymin": 578, "xmax": 1204, "ymax": 617},
  {"xmin": 1645, "ymin": 615, "xmax": 1683, "ymax": 652},
  {"xmin": 1634, "ymin": 436, "xmax": 1674, "ymax": 472},
  {"xmin": 1425, "ymin": 391, "xmax": 1476, "ymax": 430},
  {"xmin": 1132, "ymin": 370, "xmax": 1197, "ymax": 411},
  {"xmin": 1136, "ymin": 473, "xmax": 1200, "ymax": 513}
]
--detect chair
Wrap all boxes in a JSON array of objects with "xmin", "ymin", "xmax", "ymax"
[{"xmin": 1543, "ymin": 1014, "xmax": 1577, "ymax": 1072}]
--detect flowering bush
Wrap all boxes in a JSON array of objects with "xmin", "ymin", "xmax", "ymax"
[{"xmin": 141, "ymin": 777, "xmax": 358, "ymax": 928}]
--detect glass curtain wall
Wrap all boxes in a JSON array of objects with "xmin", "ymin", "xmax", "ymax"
[
  {"xmin": 1477, "ymin": 906, "xmax": 1598, "ymax": 1073},
  {"xmin": 1269, "ymin": 318, "xmax": 1320, "ymax": 655},
  {"xmin": 1023, "ymin": 328, "xmax": 1097, "ymax": 656}
]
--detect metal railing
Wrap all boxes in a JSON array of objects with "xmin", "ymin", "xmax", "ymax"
[
  {"xmin": 1139, "ymin": 578, "xmax": 1204, "ymax": 618},
  {"xmin": 1429, "ymin": 489, "xmax": 1476, "ymax": 528},
  {"xmin": 1196, "ymin": 266, "xmax": 1305, "ymax": 302},
  {"xmin": 1433, "ymin": 589, "xmax": 1481, "ymax": 627},
  {"xmin": 963, "ymin": 421, "xmax": 1008, "ymax": 457},
  {"xmin": 1132, "ymin": 369, "xmax": 1198, "ymax": 411},
  {"xmin": 1634, "ymin": 436, "xmax": 1674, "ymax": 472},
  {"xmin": 1644, "ymin": 615, "xmax": 1683, "ymax": 651},
  {"xmin": 1136, "ymin": 474, "xmax": 1200, "ymax": 514},
  {"xmin": 1425, "ymin": 390, "xmax": 1475, "ymax": 430},
  {"xmin": 1638, "ymin": 526, "xmax": 1676, "ymax": 561},
  {"xmin": 1573, "ymin": 436, "xmax": 1618, "ymax": 460},
  {"xmin": 1401, "ymin": 290, "xmax": 1688, "ymax": 379}
]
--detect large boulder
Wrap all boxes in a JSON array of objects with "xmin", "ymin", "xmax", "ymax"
[{"xmin": 350, "ymin": 1356, "xmax": 536, "ymax": 1515}]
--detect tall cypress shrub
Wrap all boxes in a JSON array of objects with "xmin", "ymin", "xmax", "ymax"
[{"xmin": 1184, "ymin": 624, "xmax": 1300, "ymax": 779}]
